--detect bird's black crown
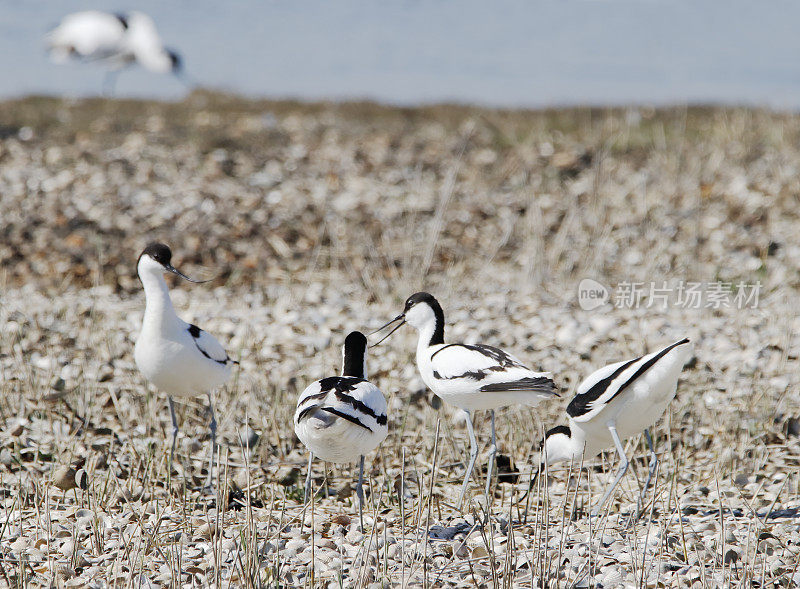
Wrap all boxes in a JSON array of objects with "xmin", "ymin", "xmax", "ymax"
[
  {"xmin": 342, "ymin": 331, "xmax": 368, "ymax": 378},
  {"xmin": 404, "ymin": 291, "xmax": 437, "ymax": 312},
  {"xmin": 344, "ymin": 331, "xmax": 368, "ymax": 351},
  {"xmin": 141, "ymin": 242, "xmax": 172, "ymax": 266}
]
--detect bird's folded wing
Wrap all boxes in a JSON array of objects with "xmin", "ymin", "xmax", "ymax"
[
  {"xmin": 295, "ymin": 379, "xmax": 386, "ymax": 432},
  {"xmin": 188, "ymin": 324, "xmax": 231, "ymax": 364},
  {"xmin": 430, "ymin": 343, "xmax": 532, "ymax": 380},
  {"xmin": 296, "ymin": 381, "xmax": 325, "ymax": 406},
  {"xmin": 326, "ymin": 381, "xmax": 387, "ymax": 429},
  {"xmin": 567, "ymin": 338, "xmax": 690, "ymax": 420}
]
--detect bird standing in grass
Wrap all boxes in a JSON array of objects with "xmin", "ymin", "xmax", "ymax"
[
  {"xmin": 372, "ymin": 292, "xmax": 558, "ymax": 507},
  {"xmin": 134, "ymin": 243, "xmax": 237, "ymax": 486},
  {"xmin": 294, "ymin": 331, "xmax": 388, "ymax": 530},
  {"xmin": 537, "ymin": 338, "xmax": 693, "ymax": 516},
  {"xmin": 45, "ymin": 11, "xmax": 184, "ymax": 94}
]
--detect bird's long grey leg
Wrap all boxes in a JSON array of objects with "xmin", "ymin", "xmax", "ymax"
[
  {"xmin": 458, "ymin": 411, "xmax": 479, "ymax": 507},
  {"xmin": 206, "ymin": 393, "xmax": 217, "ymax": 488},
  {"xmin": 591, "ymin": 423, "xmax": 628, "ymax": 516},
  {"xmin": 357, "ymin": 455, "xmax": 365, "ymax": 533},
  {"xmin": 304, "ymin": 453, "xmax": 314, "ymax": 501},
  {"xmin": 102, "ymin": 70, "xmax": 118, "ymax": 97},
  {"xmin": 300, "ymin": 452, "xmax": 314, "ymax": 531},
  {"xmin": 168, "ymin": 396, "xmax": 179, "ymax": 469},
  {"xmin": 484, "ymin": 410, "xmax": 498, "ymax": 502},
  {"xmin": 643, "ymin": 429, "xmax": 658, "ymax": 495},
  {"xmin": 637, "ymin": 429, "xmax": 659, "ymax": 516}
]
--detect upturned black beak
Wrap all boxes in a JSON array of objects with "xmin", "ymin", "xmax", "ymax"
[
  {"xmin": 165, "ymin": 264, "xmax": 211, "ymax": 284},
  {"xmin": 369, "ymin": 314, "xmax": 406, "ymax": 347}
]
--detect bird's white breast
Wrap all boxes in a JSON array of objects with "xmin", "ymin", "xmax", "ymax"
[{"xmin": 135, "ymin": 321, "xmax": 230, "ymax": 396}]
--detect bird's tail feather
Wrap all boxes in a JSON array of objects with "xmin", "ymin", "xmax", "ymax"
[{"xmin": 480, "ymin": 376, "xmax": 558, "ymax": 395}]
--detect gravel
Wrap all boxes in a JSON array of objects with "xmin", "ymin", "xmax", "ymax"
[{"xmin": 0, "ymin": 93, "xmax": 798, "ymax": 587}]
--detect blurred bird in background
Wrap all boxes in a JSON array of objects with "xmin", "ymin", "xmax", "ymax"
[{"xmin": 45, "ymin": 10, "xmax": 187, "ymax": 95}]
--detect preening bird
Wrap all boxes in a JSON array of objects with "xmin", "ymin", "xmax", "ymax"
[
  {"xmin": 134, "ymin": 243, "xmax": 236, "ymax": 485},
  {"xmin": 537, "ymin": 338, "xmax": 693, "ymax": 516},
  {"xmin": 373, "ymin": 292, "xmax": 558, "ymax": 507},
  {"xmin": 45, "ymin": 11, "xmax": 184, "ymax": 94},
  {"xmin": 294, "ymin": 331, "xmax": 388, "ymax": 530}
]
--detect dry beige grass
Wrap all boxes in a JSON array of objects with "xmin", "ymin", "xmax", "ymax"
[{"xmin": 0, "ymin": 92, "xmax": 798, "ymax": 587}]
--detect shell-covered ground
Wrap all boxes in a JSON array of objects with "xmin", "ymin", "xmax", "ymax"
[{"xmin": 0, "ymin": 93, "xmax": 798, "ymax": 587}]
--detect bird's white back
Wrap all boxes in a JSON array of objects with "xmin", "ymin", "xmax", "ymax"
[{"xmin": 46, "ymin": 11, "xmax": 128, "ymax": 63}]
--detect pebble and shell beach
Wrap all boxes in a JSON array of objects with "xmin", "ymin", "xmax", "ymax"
[{"xmin": 0, "ymin": 93, "xmax": 798, "ymax": 587}]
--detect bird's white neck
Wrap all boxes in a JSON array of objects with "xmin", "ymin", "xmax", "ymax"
[
  {"xmin": 139, "ymin": 268, "xmax": 179, "ymax": 331},
  {"xmin": 414, "ymin": 317, "xmax": 439, "ymax": 354}
]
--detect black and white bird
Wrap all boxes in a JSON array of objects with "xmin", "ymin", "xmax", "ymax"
[
  {"xmin": 373, "ymin": 292, "xmax": 558, "ymax": 506},
  {"xmin": 45, "ymin": 11, "xmax": 184, "ymax": 93},
  {"xmin": 134, "ymin": 243, "xmax": 237, "ymax": 485},
  {"xmin": 294, "ymin": 331, "xmax": 388, "ymax": 530},
  {"xmin": 537, "ymin": 338, "xmax": 693, "ymax": 516}
]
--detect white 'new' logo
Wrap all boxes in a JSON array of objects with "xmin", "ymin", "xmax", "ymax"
[{"xmin": 577, "ymin": 278, "xmax": 609, "ymax": 311}]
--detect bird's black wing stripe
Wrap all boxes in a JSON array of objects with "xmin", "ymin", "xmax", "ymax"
[
  {"xmin": 566, "ymin": 338, "xmax": 690, "ymax": 418},
  {"xmin": 600, "ymin": 338, "xmax": 690, "ymax": 406},
  {"xmin": 430, "ymin": 344, "xmax": 458, "ymax": 359},
  {"xmin": 334, "ymin": 391, "xmax": 387, "ymax": 426},
  {"xmin": 480, "ymin": 376, "xmax": 556, "ymax": 393},
  {"xmin": 115, "ymin": 13, "xmax": 129, "ymax": 29},
  {"xmin": 187, "ymin": 323, "xmax": 237, "ymax": 366},
  {"xmin": 567, "ymin": 357, "xmax": 640, "ymax": 417},
  {"xmin": 434, "ymin": 369, "xmax": 489, "ymax": 381},
  {"xmin": 430, "ymin": 343, "xmax": 523, "ymax": 368},
  {"xmin": 193, "ymin": 342, "xmax": 228, "ymax": 366},
  {"xmin": 471, "ymin": 344, "xmax": 525, "ymax": 367},
  {"xmin": 301, "ymin": 391, "xmax": 330, "ymax": 403},
  {"xmin": 318, "ymin": 376, "xmax": 363, "ymax": 393},
  {"xmin": 296, "ymin": 404, "xmax": 322, "ymax": 422},
  {"xmin": 296, "ymin": 391, "xmax": 329, "ymax": 413},
  {"xmin": 319, "ymin": 407, "xmax": 373, "ymax": 432}
]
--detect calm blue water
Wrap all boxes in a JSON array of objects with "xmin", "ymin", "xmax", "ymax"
[{"xmin": 2, "ymin": 0, "xmax": 800, "ymax": 108}]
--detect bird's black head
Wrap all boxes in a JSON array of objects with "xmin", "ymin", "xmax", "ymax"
[
  {"xmin": 542, "ymin": 424, "xmax": 572, "ymax": 447},
  {"xmin": 344, "ymin": 331, "xmax": 368, "ymax": 353},
  {"xmin": 521, "ymin": 425, "xmax": 573, "ymax": 501},
  {"xmin": 370, "ymin": 292, "xmax": 444, "ymax": 348},
  {"xmin": 403, "ymin": 292, "xmax": 444, "ymax": 344},
  {"xmin": 403, "ymin": 291, "xmax": 437, "ymax": 313},
  {"xmin": 167, "ymin": 49, "xmax": 182, "ymax": 73},
  {"xmin": 536, "ymin": 425, "xmax": 572, "ymax": 455},
  {"xmin": 140, "ymin": 242, "xmax": 172, "ymax": 266},
  {"xmin": 342, "ymin": 331, "xmax": 368, "ymax": 378},
  {"xmin": 136, "ymin": 242, "xmax": 211, "ymax": 284}
]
